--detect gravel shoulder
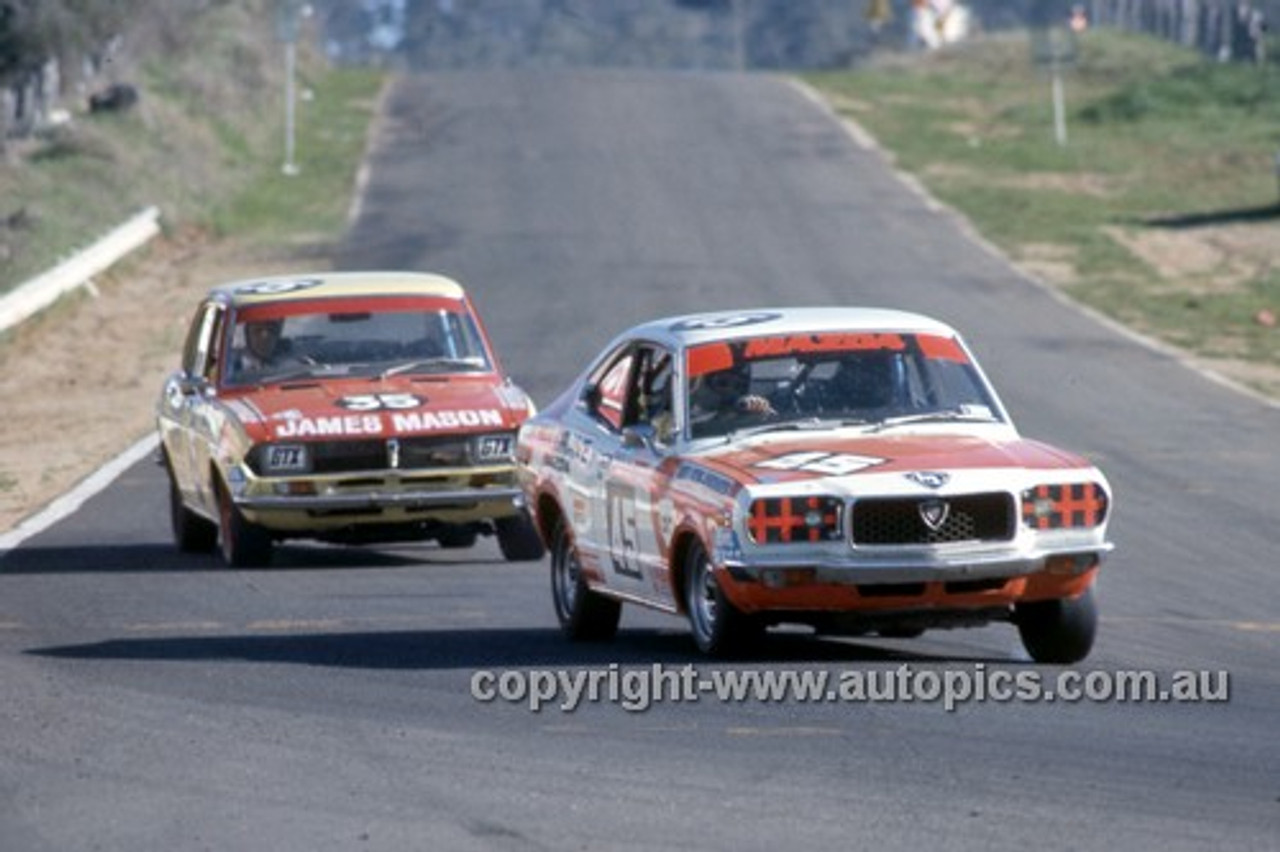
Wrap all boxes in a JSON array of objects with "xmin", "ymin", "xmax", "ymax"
[{"xmin": 0, "ymin": 230, "xmax": 331, "ymax": 534}]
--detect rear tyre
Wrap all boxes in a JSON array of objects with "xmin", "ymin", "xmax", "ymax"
[
  {"xmin": 684, "ymin": 539, "xmax": 761, "ymax": 657},
  {"xmin": 217, "ymin": 481, "xmax": 274, "ymax": 568},
  {"xmin": 1015, "ymin": 586, "xmax": 1098, "ymax": 664},
  {"xmin": 169, "ymin": 476, "xmax": 217, "ymax": 554},
  {"xmin": 549, "ymin": 520, "xmax": 620, "ymax": 641},
  {"xmin": 496, "ymin": 511, "xmax": 546, "ymax": 562}
]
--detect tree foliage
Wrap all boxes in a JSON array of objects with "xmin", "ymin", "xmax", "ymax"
[{"xmin": 0, "ymin": 0, "xmax": 141, "ymax": 85}]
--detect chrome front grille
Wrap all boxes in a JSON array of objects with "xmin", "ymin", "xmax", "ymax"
[{"xmin": 308, "ymin": 437, "xmax": 472, "ymax": 474}]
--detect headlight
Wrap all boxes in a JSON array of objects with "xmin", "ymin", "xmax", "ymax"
[
  {"xmin": 747, "ymin": 496, "xmax": 843, "ymax": 543},
  {"xmin": 1021, "ymin": 483, "xmax": 1108, "ymax": 530},
  {"xmin": 472, "ymin": 432, "xmax": 516, "ymax": 463},
  {"xmin": 253, "ymin": 443, "xmax": 311, "ymax": 475}
]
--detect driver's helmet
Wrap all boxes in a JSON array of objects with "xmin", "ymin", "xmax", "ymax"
[
  {"xmin": 243, "ymin": 318, "xmax": 284, "ymax": 360},
  {"xmin": 693, "ymin": 361, "xmax": 751, "ymax": 412}
]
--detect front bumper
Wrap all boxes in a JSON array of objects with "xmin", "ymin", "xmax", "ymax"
[
  {"xmin": 721, "ymin": 542, "xmax": 1113, "ymax": 586},
  {"xmin": 227, "ymin": 461, "xmax": 526, "ymax": 532},
  {"xmin": 714, "ymin": 535, "xmax": 1112, "ymax": 616},
  {"xmin": 238, "ymin": 486, "xmax": 523, "ymax": 513}
]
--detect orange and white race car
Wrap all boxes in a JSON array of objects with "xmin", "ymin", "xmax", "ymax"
[
  {"xmin": 157, "ymin": 271, "xmax": 544, "ymax": 567},
  {"xmin": 516, "ymin": 308, "xmax": 1113, "ymax": 662}
]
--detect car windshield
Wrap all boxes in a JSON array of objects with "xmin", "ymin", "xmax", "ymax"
[
  {"xmin": 223, "ymin": 300, "xmax": 492, "ymax": 386},
  {"xmin": 685, "ymin": 331, "xmax": 1003, "ymax": 440}
]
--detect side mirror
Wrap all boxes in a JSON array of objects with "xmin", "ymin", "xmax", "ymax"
[
  {"xmin": 580, "ymin": 382, "xmax": 602, "ymax": 413},
  {"xmin": 177, "ymin": 373, "xmax": 205, "ymax": 396},
  {"xmin": 621, "ymin": 424, "xmax": 656, "ymax": 450}
]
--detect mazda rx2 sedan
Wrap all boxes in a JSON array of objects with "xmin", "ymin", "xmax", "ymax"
[
  {"xmin": 515, "ymin": 308, "xmax": 1113, "ymax": 662},
  {"xmin": 157, "ymin": 271, "xmax": 544, "ymax": 567}
]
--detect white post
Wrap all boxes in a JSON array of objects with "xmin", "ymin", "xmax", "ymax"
[
  {"xmin": 1052, "ymin": 65, "xmax": 1067, "ymax": 146},
  {"xmin": 283, "ymin": 39, "xmax": 299, "ymax": 176}
]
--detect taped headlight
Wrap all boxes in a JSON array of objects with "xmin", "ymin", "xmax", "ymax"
[
  {"xmin": 256, "ymin": 443, "xmax": 311, "ymax": 475},
  {"xmin": 473, "ymin": 433, "xmax": 516, "ymax": 463}
]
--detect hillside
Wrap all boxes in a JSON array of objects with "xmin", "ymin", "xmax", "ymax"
[{"xmin": 0, "ymin": 0, "xmax": 385, "ymax": 531}]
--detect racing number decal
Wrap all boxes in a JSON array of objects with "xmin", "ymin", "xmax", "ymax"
[
  {"xmin": 336, "ymin": 393, "xmax": 424, "ymax": 411},
  {"xmin": 233, "ymin": 278, "xmax": 322, "ymax": 295},
  {"xmin": 605, "ymin": 482, "xmax": 643, "ymax": 579},
  {"xmin": 669, "ymin": 312, "xmax": 780, "ymax": 332},
  {"xmin": 756, "ymin": 452, "xmax": 883, "ymax": 476}
]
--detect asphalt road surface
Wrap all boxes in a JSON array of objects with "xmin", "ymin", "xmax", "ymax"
[{"xmin": 2, "ymin": 70, "xmax": 1277, "ymax": 851}]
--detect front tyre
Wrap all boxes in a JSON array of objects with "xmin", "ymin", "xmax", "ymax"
[
  {"xmin": 169, "ymin": 476, "xmax": 217, "ymax": 554},
  {"xmin": 496, "ymin": 511, "xmax": 546, "ymax": 562},
  {"xmin": 549, "ymin": 520, "xmax": 620, "ymax": 641},
  {"xmin": 1015, "ymin": 586, "xmax": 1098, "ymax": 664},
  {"xmin": 217, "ymin": 481, "xmax": 274, "ymax": 568},
  {"xmin": 684, "ymin": 539, "xmax": 761, "ymax": 657}
]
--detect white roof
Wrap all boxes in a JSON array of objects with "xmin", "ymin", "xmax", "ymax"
[{"xmin": 626, "ymin": 307, "xmax": 961, "ymax": 349}]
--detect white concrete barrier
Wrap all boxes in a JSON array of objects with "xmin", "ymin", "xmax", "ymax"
[{"xmin": 0, "ymin": 205, "xmax": 161, "ymax": 333}]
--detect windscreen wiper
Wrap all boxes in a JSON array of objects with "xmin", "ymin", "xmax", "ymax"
[
  {"xmin": 379, "ymin": 357, "xmax": 486, "ymax": 379},
  {"xmin": 867, "ymin": 409, "xmax": 999, "ymax": 433}
]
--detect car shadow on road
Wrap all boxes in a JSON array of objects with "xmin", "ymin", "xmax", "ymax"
[
  {"xmin": 0, "ymin": 542, "xmax": 503, "ymax": 574},
  {"xmin": 26, "ymin": 625, "xmax": 1005, "ymax": 669}
]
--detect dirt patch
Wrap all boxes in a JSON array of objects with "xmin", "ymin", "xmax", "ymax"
[
  {"xmin": 921, "ymin": 161, "xmax": 1121, "ymax": 198},
  {"xmin": 1103, "ymin": 222, "xmax": 1277, "ymax": 291},
  {"xmin": 1011, "ymin": 242, "xmax": 1081, "ymax": 287},
  {"xmin": 0, "ymin": 231, "xmax": 331, "ymax": 534}
]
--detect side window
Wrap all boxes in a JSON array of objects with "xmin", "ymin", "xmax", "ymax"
[
  {"xmin": 201, "ymin": 308, "xmax": 226, "ymax": 383},
  {"xmin": 594, "ymin": 351, "xmax": 634, "ymax": 432},
  {"xmin": 181, "ymin": 303, "xmax": 222, "ymax": 380},
  {"xmin": 634, "ymin": 346, "xmax": 675, "ymax": 444}
]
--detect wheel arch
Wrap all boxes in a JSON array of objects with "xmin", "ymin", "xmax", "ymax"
[
  {"xmin": 533, "ymin": 488, "xmax": 567, "ymax": 547},
  {"xmin": 667, "ymin": 523, "xmax": 707, "ymax": 617}
]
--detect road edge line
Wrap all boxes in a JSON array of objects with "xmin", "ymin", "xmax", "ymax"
[{"xmin": 0, "ymin": 432, "xmax": 160, "ymax": 555}]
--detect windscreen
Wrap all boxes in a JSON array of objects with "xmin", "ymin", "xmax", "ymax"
[
  {"xmin": 223, "ymin": 297, "xmax": 492, "ymax": 386},
  {"xmin": 684, "ymin": 332, "xmax": 1003, "ymax": 440}
]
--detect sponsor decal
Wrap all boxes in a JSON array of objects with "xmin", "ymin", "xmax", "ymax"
[
  {"xmin": 556, "ymin": 431, "xmax": 594, "ymax": 466},
  {"xmin": 670, "ymin": 312, "xmax": 780, "ymax": 332},
  {"xmin": 674, "ymin": 463, "xmax": 737, "ymax": 496},
  {"xmin": 756, "ymin": 452, "xmax": 884, "ymax": 477},
  {"xmin": 905, "ymin": 471, "xmax": 950, "ymax": 489},
  {"xmin": 233, "ymin": 278, "xmax": 323, "ymax": 296},
  {"xmin": 337, "ymin": 393, "xmax": 424, "ymax": 411},
  {"xmin": 711, "ymin": 523, "xmax": 743, "ymax": 563},
  {"xmin": 275, "ymin": 414, "xmax": 384, "ymax": 438},
  {"xmin": 268, "ymin": 408, "xmax": 502, "ymax": 438},
  {"xmin": 390, "ymin": 409, "xmax": 504, "ymax": 432},
  {"xmin": 742, "ymin": 332, "xmax": 906, "ymax": 359}
]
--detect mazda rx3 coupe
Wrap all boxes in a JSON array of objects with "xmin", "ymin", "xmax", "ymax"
[
  {"xmin": 157, "ymin": 271, "xmax": 544, "ymax": 567},
  {"xmin": 515, "ymin": 308, "xmax": 1113, "ymax": 662}
]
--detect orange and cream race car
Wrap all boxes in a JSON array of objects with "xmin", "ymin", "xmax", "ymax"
[
  {"xmin": 157, "ymin": 271, "xmax": 544, "ymax": 567},
  {"xmin": 516, "ymin": 308, "xmax": 1113, "ymax": 662}
]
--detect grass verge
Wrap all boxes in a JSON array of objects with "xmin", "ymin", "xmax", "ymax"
[{"xmin": 805, "ymin": 29, "xmax": 1280, "ymax": 398}]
